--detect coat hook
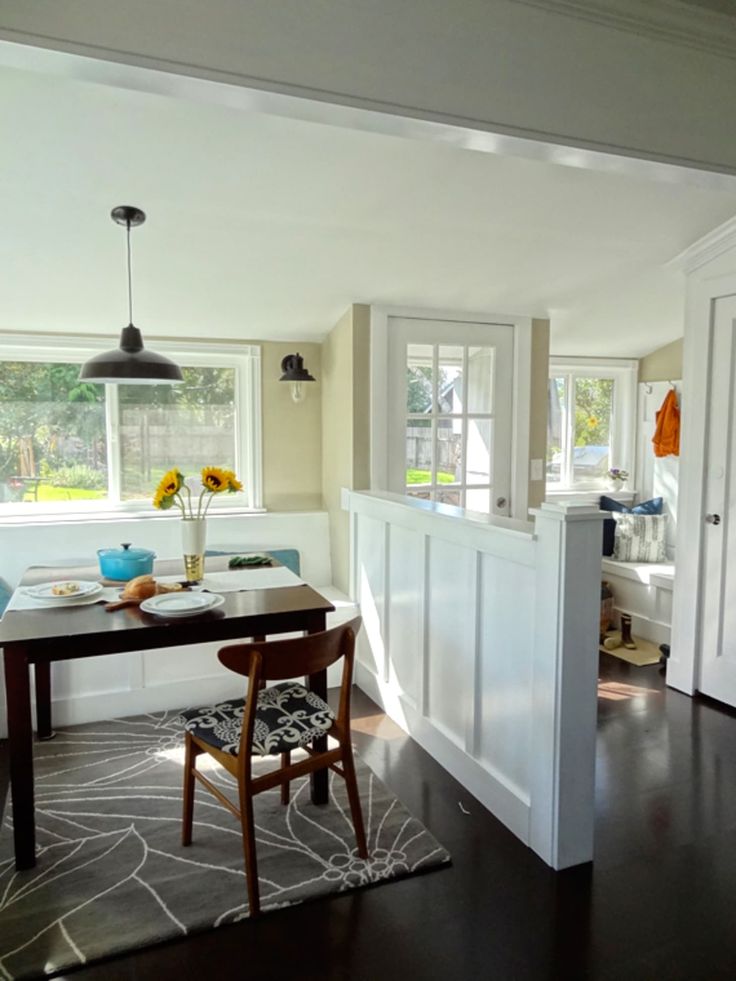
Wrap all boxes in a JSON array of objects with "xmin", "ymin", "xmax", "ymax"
[{"xmin": 644, "ymin": 382, "xmax": 653, "ymax": 394}]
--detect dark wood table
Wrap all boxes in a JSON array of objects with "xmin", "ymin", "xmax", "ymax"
[{"xmin": 0, "ymin": 557, "xmax": 334, "ymax": 870}]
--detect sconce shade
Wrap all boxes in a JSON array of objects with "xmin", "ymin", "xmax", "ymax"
[
  {"xmin": 279, "ymin": 353, "xmax": 316, "ymax": 383},
  {"xmin": 79, "ymin": 206, "xmax": 183, "ymax": 385}
]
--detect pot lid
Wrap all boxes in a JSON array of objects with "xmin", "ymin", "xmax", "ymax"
[{"xmin": 97, "ymin": 542, "xmax": 156, "ymax": 559}]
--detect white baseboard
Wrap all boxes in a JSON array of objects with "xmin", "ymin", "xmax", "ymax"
[{"xmin": 355, "ymin": 662, "xmax": 530, "ymax": 845}]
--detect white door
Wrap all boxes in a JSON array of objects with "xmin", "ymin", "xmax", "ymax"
[
  {"xmin": 387, "ymin": 317, "xmax": 514, "ymax": 517},
  {"xmin": 699, "ymin": 294, "xmax": 736, "ymax": 704}
]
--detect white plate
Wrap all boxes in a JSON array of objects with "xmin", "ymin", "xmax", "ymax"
[
  {"xmin": 139, "ymin": 592, "xmax": 225, "ymax": 618},
  {"xmin": 23, "ymin": 580, "xmax": 103, "ymax": 603}
]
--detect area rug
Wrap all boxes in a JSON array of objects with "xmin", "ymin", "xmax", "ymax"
[{"xmin": 0, "ymin": 710, "xmax": 450, "ymax": 980}]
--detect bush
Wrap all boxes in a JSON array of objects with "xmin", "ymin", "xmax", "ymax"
[{"xmin": 48, "ymin": 464, "xmax": 106, "ymax": 490}]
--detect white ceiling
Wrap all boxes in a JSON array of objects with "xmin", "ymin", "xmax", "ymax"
[{"xmin": 3, "ymin": 63, "xmax": 736, "ymax": 358}]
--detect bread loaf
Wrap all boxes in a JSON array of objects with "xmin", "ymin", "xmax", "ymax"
[{"xmin": 121, "ymin": 575, "xmax": 157, "ymax": 601}]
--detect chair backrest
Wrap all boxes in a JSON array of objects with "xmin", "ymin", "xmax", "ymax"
[{"xmin": 218, "ymin": 616, "xmax": 361, "ymax": 683}]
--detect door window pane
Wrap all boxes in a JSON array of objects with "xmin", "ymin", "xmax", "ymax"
[
  {"xmin": 437, "ymin": 346, "xmax": 464, "ymax": 414},
  {"xmin": 437, "ymin": 420, "xmax": 462, "ymax": 484},
  {"xmin": 466, "ymin": 487, "xmax": 491, "ymax": 512},
  {"xmin": 467, "ymin": 347, "xmax": 494, "ymax": 414},
  {"xmin": 436, "ymin": 488, "xmax": 462, "ymax": 507},
  {"xmin": 406, "ymin": 344, "xmax": 434, "ymax": 414},
  {"xmin": 466, "ymin": 419, "xmax": 492, "ymax": 484}
]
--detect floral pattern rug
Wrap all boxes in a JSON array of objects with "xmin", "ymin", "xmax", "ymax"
[{"xmin": 0, "ymin": 710, "xmax": 450, "ymax": 980}]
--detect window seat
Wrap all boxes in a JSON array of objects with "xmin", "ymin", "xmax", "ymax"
[{"xmin": 601, "ymin": 557, "xmax": 674, "ymax": 647}]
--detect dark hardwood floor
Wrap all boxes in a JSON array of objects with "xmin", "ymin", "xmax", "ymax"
[{"xmin": 4, "ymin": 653, "xmax": 736, "ymax": 980}]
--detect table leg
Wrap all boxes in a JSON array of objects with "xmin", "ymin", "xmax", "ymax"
[
  {"xmin": 307, "ymin": 614, "xmax": 328, "ymax": 805},
  {"xmin": 4, "ymin": 645, "xmax": 36, "ymax": 869},
  {"xmin": 34, "ymin": 661, "xmax": 55, "ymax": 740}
]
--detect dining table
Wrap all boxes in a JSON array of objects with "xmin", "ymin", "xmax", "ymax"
[{"xmin": 0, "ymin": 556, "xmax": 335, "ymax": 871}]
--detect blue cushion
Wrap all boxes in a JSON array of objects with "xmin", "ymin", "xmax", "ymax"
[
  {"xmin": 0, "ymin": 578, "xmax": 11, "ymax": 617},
  {"xmin": 599, "ymin": 497, "xmax": 663, "ymax": 557},
  {"xmin": 205, "ymin": 548, "xmax": 301, "ymax": 576}
]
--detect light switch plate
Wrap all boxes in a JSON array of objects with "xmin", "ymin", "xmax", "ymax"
[{"xmin": 530, "ymin": 458, "xmax": 543, "ymax": 482}]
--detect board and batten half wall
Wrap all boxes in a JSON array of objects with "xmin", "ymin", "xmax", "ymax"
[{"xmin": 347, "ymin": 490, "xmax": 604, "ymax": 870}]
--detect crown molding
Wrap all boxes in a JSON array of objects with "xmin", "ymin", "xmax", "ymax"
[
  {"xmin": 513, "ymin": 0, "xmax": 736, "ymax": 60},
  {"xmin": 668, "ymin": 215, "xmax": 736, "ymax": 273}
]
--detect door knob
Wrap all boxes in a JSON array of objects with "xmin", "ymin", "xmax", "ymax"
[{"xmin": 706, "ymin": 513, "xmax": 721, "ymax": 525}]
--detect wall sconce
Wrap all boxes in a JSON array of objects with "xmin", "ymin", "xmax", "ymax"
[{"xmin": 280, "ymin": 353, "xmax": 315, "ymax": 403}]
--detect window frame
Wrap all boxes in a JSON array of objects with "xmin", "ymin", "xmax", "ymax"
[
  {"xmin": 0, "ymin": 333, "xmax": 262, "ymax": 518},
  {"xmin": 546, "ymin": 357, "xmax": 638, "ymax": 495}
]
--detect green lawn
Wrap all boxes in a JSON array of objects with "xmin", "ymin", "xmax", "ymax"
[
  {"xmin": 37, "ymin": 485, "xmax": 107, "ymax": 502},
  {"xmin": 406, "ymin": 469, "xmax": 456, "ymax": 485}
]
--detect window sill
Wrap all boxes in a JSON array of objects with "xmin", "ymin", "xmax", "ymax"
[
  {"xmin": 0, "ymin": 506, "xmax": 267, "ymax": 527},
  {"xmin": 545, "ymin": 488, "xmax": 637, "ymax": 504}
]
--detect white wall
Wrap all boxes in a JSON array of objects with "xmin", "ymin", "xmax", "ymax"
[
  {"xmin": 636, "ymin": 380, "xmax": 680, "ymax": 559},
  {"xmin": 2, "ymin": 1, "xmax": 736, "ymax": 175}
]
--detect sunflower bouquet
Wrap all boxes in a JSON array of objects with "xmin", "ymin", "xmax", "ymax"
[{"xmin": 153, "ymin": 466, "xmax": 243, "ymax": 518}]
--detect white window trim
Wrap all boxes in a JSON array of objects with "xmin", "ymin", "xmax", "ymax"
[
  {"xmin": 547, "ymin": 356, "xmax": 638, "ymax": 494},
  {"xmin": 0, "ymin": 333, "xmax": 263, "ymax": 519}
]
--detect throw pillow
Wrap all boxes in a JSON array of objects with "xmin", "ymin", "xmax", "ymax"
[
  {"xmin": 599, "ymin": 496, "xmax": 664, "ymax": 556},
  {"xmin": 612, "ymin": 513, "xmax": 667, "ymax": 563}
]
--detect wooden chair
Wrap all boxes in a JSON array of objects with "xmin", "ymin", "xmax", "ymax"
[{"xmin": 180, "ymin": 616, "xmax": 367, "ymax": 916}]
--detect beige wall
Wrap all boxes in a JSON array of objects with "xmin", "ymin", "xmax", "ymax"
[
  {"xmin": 639, "ymin": 338, "xmax": 683, "ymax": 382},
  {"xmin": 321, "ymin": 304, "xmax": 371, "ymax": 592},
  {"xmin": 261, "ymin": 342, "xmax": 322, "ymax": 511},
  {"xmin": 529, "ymin": 319, "xmax": 550, "ymax": 511}
]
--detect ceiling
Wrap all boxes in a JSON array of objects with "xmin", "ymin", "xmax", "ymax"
[{"xmin": 3, "ymin": 63, "xmax": 736, "ymax": 358}]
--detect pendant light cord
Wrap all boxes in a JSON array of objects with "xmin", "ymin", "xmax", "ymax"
[{"xmin": 126, "ymin": 220, "xmax": 133, "ymax": 324}]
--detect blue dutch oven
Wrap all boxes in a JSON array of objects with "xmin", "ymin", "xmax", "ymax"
[{"xmin": 97, "ymin": 542, "xmax": 156, "ymax": 581}]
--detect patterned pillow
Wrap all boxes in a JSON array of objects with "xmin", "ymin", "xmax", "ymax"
[
  {"xmin": 612, "ymin": 513, "xmax": 667, "ymax": 562},
  {"xmin": 599, "ymin": 497, "xmax": 664, "ymax": 556}
]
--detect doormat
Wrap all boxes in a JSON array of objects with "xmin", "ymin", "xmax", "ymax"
[
  {"xmin": 600, "ymin": 632, "xmax": 662, "ymax": 666},
  {"xmin": 0, "ymin": 710, "xmax": 450, "ymax": 980}
]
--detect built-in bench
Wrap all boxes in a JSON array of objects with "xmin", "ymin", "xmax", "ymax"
[{"xmin": 601, "ymin": 557, "xmax": 674, "ymax": 647}]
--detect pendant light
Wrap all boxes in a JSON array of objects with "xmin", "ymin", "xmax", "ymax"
[{"xmin": 79, "ymin": 206, "xmax": 183, "ymax": 385}]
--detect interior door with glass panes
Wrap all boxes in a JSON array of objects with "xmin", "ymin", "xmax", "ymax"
[{"xmin": 387, "ymin": 317, "xmax": 514, "ymax": 516}]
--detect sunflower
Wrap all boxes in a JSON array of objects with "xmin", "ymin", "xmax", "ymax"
[
  {"xmin": 223, "ymin": 470, "xmax": 243, "ymax": 493},
  {"xmin": 153, "ymin": 469, "xmax": 184, "ymax": 510},
  {"xmin": 201, "ymin": 466, "xmax": 230, "ymax": 494}
]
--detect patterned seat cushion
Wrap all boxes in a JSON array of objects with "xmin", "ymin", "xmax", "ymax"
[{"xmin": 180, "ymin": 683, "xmax": 334, "ymax": 757}]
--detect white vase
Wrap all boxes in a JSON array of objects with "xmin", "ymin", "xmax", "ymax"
[{"xmin": 181, "ymin": 518, "xmax": 207, "ymax": 581}]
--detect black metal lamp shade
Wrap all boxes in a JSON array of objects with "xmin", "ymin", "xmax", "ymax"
[
  {"xmin": 279, "ymin": 353, "xmax": 316, "ymax": 383},
  {"xmin": 79, "ymin": 206, "xmax": 183, "ymax": 385},
  {"xmin": 279, "ymin": 353, "xmax": 315, "ymax": 403},
  {"xmin": 80, "ymin": 325, "xmax": 184, "ymax": 384}
]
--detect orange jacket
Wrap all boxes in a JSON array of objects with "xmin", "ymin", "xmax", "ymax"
[{"xmin": 652, "ymin": 388, "xmax": 680, "ymax": 457}]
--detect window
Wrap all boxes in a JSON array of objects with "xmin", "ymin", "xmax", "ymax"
[
  {"xmin": 403, "ymin": 342, "xmax": 498, "ymax": 511},
  {"xmin": 546, "ymin": 359, "xmax": 637, "ymax": 492},
  {"xmin": 0, "ymin": 338, "xmax": 261, "ymax": 514}
]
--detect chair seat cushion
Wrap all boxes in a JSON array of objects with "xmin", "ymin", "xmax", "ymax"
[{"xmin": 180, "ymin": 683, "xmax": 334, "ymax": 757}]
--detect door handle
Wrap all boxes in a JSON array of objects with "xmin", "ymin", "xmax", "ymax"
[{"xmin": 706, "ymin": 513, "xmax": 721, "ymax": 525}]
